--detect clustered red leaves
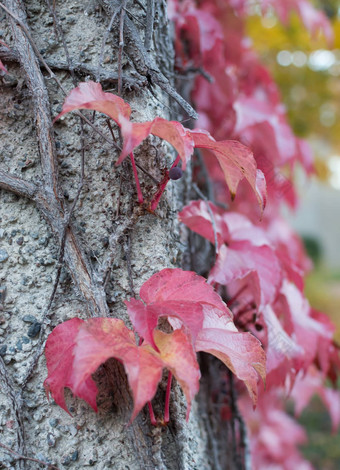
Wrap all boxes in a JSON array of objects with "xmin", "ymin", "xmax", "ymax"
[
  {"xmin": 55, "ymin": 80, "xmax": 266, "ymax": 210},
  {"xmin": 43, "ymin": 1, "xmax": 340, "ymax": 466},
  {"xmin": 44, "ymin": 269, "xmax": 265, "ymax": 420},
  {"xmin": 169, "ymin": 0, "xmax": 340, "ymax": 467}
]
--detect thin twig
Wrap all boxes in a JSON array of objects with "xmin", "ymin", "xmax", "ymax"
[
  {"xmin": 100, "ymin": 208, "xmax": 141, "ymax": 285},
  {"xmin": 97, "ymin": 4, "xmax": 123, "ymax": 82},
  {"xmin": 0, "ymin": 45, "xmax": 147, "ymax": 88},
  {"xmin": 118, "ymin": 0, "xmax": 127, "ymax": 96},
  {"xmin": 0, "ymin": 358, "xmax": 26, "ymax": 468},
  {"xmin": 45, "ymin": 0, "xmax": 75, "ymax": 80},
  {"xmin": 0, "ymin": 170, "xmax": 37, "ymax": 199},
  {"xmin": 135, "ymin": 162, "xmax": 159, "ymax": 184},
  {"xmin": 0, "ymin": 2, "xmax": 122, "ymax": 151},
  {"xmin": 98, "ymin": 0, "xmax": 198, "ymax": 120},
  {"xmin": 0, "ymin": 442, "xmax": 59, "ymax": 469},
  {"xmin": 144, "ymin": 0, "xmax": 155, "ymax": 51}
]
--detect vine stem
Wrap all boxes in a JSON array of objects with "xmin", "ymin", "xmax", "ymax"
[
  {"xmin": 129, "ymin": 152, "xmax": 144, "ymax": 204},
  {"xmin": 164, "ymin": 371, "xmax": 173, "ymax": 423},
  {"xmin": 148, "ymin": 401, "xmax": 157, "ymax": 426},
  {"xmin": 150, "ymin": 155, "xmax": 181, "ymax": 211}
]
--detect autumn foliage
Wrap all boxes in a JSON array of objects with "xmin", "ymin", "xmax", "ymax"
[{"xmin": 41, "ymin": 0, "xmax": 340, "ymax": 468}]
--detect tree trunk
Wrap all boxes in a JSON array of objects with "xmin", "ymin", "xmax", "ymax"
[{"xmin": 0, "ymin": 1, "xmax": 244, "ymax": 469}]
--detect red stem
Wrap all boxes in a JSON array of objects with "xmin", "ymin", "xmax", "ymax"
[
  {"xmin": 227, "ymin": 284, "xmax": 248, "ymax": 307},
  {"xmin": 150, "ymin": 155, "xmax": 181, "ymax": 211},
  {"xmin": 150, "ymin": 172, "xmax": 169, "ymax": 211},
  {"xmin": 148, "ymin": 401, "xmax": 157, "ymax": 426},
  {"xmin": 164, "ymin": 371, "xmax": 173, "ymax": 423},
  {"xmin": 129, "ymin": 152, "xmax": 144, "ymax": 204},
  {"xmin": 170, "ymin": 154, "xmax": 181, "ymax": 169}
]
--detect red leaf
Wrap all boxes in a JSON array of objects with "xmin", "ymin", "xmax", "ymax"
[
  {"xmin": 54, "ymin": 81, "xmax": 194, "ymax": 168},
  {"xmin": 43, "ymin": 318, "xmax": 98, "ymax": 413},
  {"xmin": 55, "ymin": 81, "xmax": 131, "ymax": 123},
  {"xmin": 190, "ymin": 129, "xmax": 265, "ymax": 209},
  {"xmin": 118, "ymin": 117, "xmax": 195, "ymax": 169},
  {"xmin": 44, "ymin": 317, "xmax": 200, "ymax": 421},
  {"xmin": 195, "ymin": 328, "xmax": 265, "ymax": 405},
  {"xmin": 126, "ymin": 268, "xmax": 233, "ymax": 347},
  {"xmin": 152, "ymin": 328, "xmax": 200, "ymax": 419},
  {"xmin": 127, "ymin": 268, "xmax": 265, "ymax": 405},
  {"xmin": 292, "ymin": 365, "xmax": 340, "ymax": 432},
  {"xmin": 178, "ymin": 200, "xmax": 227, "ymax": 247},
  {"xmin": 209, "ymin": 242, "xmax": 281, "ymax": 307},
  {"xmin": 262, "ymin": 305, "xmax": 302, "ymax": 388},
  {"xmin": 72, "ymin": 318, "xmax": 164, "ymax": 421}
]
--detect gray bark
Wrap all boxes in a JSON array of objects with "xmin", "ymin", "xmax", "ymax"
[{"xmin": 0, "ymin": 1, "xmax": 245, "ymax": 469}]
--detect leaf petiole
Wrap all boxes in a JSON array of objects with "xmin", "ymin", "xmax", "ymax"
[{"xmin": 164, "ymin": 371, "xmax": 172, "ymax": 424}]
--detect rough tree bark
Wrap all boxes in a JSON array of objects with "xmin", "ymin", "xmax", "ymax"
[{"xmin": 0, "ymin": 1, "xmax": 246, "ymax": 469}]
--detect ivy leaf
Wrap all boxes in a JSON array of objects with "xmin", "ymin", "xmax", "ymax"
[
  {"xmin": 209, "ymin": 242, "xmax": 281, "ymax": 307},
  {"xmin": 195, "ymin": 328, "xmax": 265, "ymax": 405},
  {"xmin": 55, "ymin": 82, "xmax": 265, "ymax": 202},
  {"xmin": 292, "ymin": 366, "xmax": 340, "ymax": 432},
  {"xmin": 54, "ymin": 81, "xmax": 195, "ymax": 168},
  {"xmin": 151, "ymin": 328, "xmax": 200, "ymax": 419},
  {"xmin": 126, "ymin": 268, "xmax": 233, "ymax": 348},
  {"xmin": 44, "ymin": 317, "xmax": 199, "ymax": 421},
  {"xmin": 190, "ymin": 129, "xmax": 266, "ymax": 209},
  {"xmin": 55, "ymin": 81, "xmax": 131, "ymax": 123},
  {"xmin": 180, "ymin": 202, "xmax": 281, "ymax": 307},
  {"xmin": 118, "ymin": 117, "xmax": 195, "ymax": 169},
  {"xmin": 127, "ymin": 268, "xmax": 265, "ymax": 405},
  {"xmin": 43, "ymin": 318, "xmax": 98, "ymax": 414}
]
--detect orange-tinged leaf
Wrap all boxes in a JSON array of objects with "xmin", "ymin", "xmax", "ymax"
[
  {"xmin": 126, "ymin": 268, "xmax": 233, "ymax": 347},
  {"xmin": 44, "ymin": 316, "xmax": 201, "ymax": 421},
  {"xmin": 127, "ymin": 268, "xmax": 265, "ymax": 406},
  {"xmin": 152, "ymin": 328, "xmax": 200, "ymax": 418}
]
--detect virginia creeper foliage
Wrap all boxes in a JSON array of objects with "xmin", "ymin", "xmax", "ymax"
[{"xmin": 43, "ymin": 0, "xmax": 340, "ymax": 467}]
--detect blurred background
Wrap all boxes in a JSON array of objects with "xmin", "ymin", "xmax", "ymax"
[{"xmin": 247, "ymin": 1, "xmax": 340, "ymax": 467}]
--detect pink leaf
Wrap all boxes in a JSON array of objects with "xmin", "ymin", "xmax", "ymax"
[
  {"xmin": 292, "ymin": 365, "xmax": 340, "ymax": 432},
  {"xmin": 179, "ymin": 200, "xmax": 227, "ymax": 247},
  {"xmin": 196, "ymin": 329, "xmax": 265, "ymax": 406},
  {"xmin": 209, "ymin": 242, "xmax": 281, "ymax": 307},
  {"xmin": 127, "ymin": 268, "xmax": 232, "ymax": 347},
  {"xmin": 127, "ymin": 268, "xmax": 265, "ymax": 405},
  {"xmin": 43, "ymin": 318, "xmax": 98, "ymax": 413},
  {"xmin": 54, "ymin": 81, "xmax": 131, "ymax": 123},
  {"xmin": 152, "ymin": 328, "xmax": 200, "ymax": 419},
  {"xmin": 262, "ymin": 305, "xmax": 302, "ymax": 387},
  {"xmin": 190, "ymin": 129, "xmax": 265, "ymax": 209},
  {"xmin": 118, "ymin": 117, "xmax": 194, "ymax": 168},
  {"xmin": 72, "ymin": 318, "xmax": 164, "ymax": 421},
  {"xmin": 45, "ymin": 317, "xmax": 200, "ymax": 421}
]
